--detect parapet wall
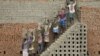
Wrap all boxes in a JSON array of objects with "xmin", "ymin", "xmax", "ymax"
[
  {"xmin": 80, "ymin": 6, "xmax": 100, "ymax": 56},
  {"xmin": 0, "ymin": 23, "xmax": 38, "ymax": 56},
  {"xmin": 0, "ymin": 0, "xmax": 65, "ymax": 23}
]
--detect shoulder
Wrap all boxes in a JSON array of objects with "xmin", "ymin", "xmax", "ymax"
[{"xmin": 68, "ymin": 5, "xmax": 70, "ymax": 7}]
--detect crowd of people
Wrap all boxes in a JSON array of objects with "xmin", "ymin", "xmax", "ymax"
[{"xmin": 22, "ymin": 0, "xmax": 76, "ymax": 56}]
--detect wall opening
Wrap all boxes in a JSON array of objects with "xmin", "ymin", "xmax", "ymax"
[
  {"xmin": 64, "ymin": 50, "xmax": 66, "ymax": 52},
  {"xmin": 64, "ymin": 54, "xmax": 66, "ymax": 56},
  {"xmin": 55, "ymin": 54, "xmax": 57, "ymax": 56}
]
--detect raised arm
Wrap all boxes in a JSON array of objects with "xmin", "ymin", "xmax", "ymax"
[{"xmin": 73, "ymin": 1, "xmax": 76, "ymax": 6}]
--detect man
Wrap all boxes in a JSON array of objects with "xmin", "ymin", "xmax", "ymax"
[
  {"xmin": 22, "ymin": 34, "xmax": 29, "ymax": 56},
  {"xmin": 37, "ymin": 25, "xmax": 45, "ymax": 54},
  {"xmin": 68, "ymin": 0, "xmax": 76, "ymax": 24},
  {"xmin": 37, "ymin": 33, "xmax": 45, "ymax": 54},
  {"xmin": 52, "ymin": 23, "xmax": 60, "ymax": 40},
  {"xmin": 57, "ymin": 8, "xmax": 66, "ymax": 20},
  {"xmin": 40, "ymin": 25, "xmax": 45, "ymax": 42},
  {"xmin": 57, "ymin": 8, "xmax": 67, "ymax": 33},
  {"xmin": 28, "ymin": 32, "xmax": 36, "ymax": 56},
  {"xmin": 43, "ymin": 18, "xmax": 50, "ymax": 49},
  {"xmin": 44, "ymin": 26, "xmax": 50, "ymax": 49}
]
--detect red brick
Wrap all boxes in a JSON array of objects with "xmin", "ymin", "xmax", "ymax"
[
  {"xmin": 0, "ymin": 23, "xmax": 38, "ymax": 56},
  {"xmin": 80, "ymin": 6, "xmax": 100, "ymax": 56}
]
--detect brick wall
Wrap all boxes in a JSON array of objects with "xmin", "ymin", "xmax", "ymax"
[
  {"xmin": 80, "ymin": 6, "xmax": 100, "ymax": 56},
  {"xmin": 0, "ymin": 23, "xmax": 38, "ymax": 56}
]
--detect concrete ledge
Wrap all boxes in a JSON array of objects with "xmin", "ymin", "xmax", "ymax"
[{"xmin": 78, "ymin": 1, "xmax": 100, "ymax": 8}]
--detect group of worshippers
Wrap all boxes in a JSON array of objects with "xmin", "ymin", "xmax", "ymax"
[
  {"xmin": 21, "ymin": 23, "xmax": 51, "ymax": 56},
  {"xmin": 22, "ymin": 0, "xmax": 76, "ymax": 56},
  {"xmin": 52, "ymin": 0, "xmax": 76, "ymax": 40},
  {"xmin": 22, "ymin": 29, "xmax": 37, "ymax": 56}
]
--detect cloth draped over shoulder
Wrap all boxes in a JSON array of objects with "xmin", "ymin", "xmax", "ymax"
[{"xmin": 53, "ymin": 26, "xmax": 59, "ymax": 33}]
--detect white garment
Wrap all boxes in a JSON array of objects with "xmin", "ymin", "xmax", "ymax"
[
  {"xmin": 49, "ymin": 23, "xmax": 52, "ymax": 28},
  {"xmin": 23, "ymin": 49, "xmax": 28, "ymax": 56},
  {"xmin": 68, "ymin": 3, "xmax": 76, "ymax": 13},
  {"xmin": 53, "ymin": 26, "xmax": 59, "ymax": 33},
  {"xmin": 45, "ymin": 25, "xmax": 48, "ymax": 32}
]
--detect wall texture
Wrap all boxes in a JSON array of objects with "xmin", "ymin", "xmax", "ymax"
[
  {"xmin": 77, "ymin": 0, "xmax": 99, "ymax": 2},
  {"xmin": 0, "ymin": 0, "xmax": 65, "ymax": 23},
  {"xmin": 80, "ymin": 6, "xmax": 100, "ymax": 56},
  {"xmin": 0, "ymin": 23, "xmax": 38, "ymax": 56}
]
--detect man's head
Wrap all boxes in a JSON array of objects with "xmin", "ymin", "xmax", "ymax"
[{"xmin": 58, "ymin": 8, "xmax": 65, "ymax": 15}]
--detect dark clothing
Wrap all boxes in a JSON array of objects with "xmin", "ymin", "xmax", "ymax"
[
  {"xmin": 44, "ymin": 42, "xmax": 49, "ymax": 49},
  {"xmin": 59, "ymin": 18, "xmax": 66, "ymax": 28},
  {"xmin": 22, "ymin": 38, "xmax": 30, "ymax": 50},
  {"xmin": 40, "ymin": 28, "xmax": 45, "ymax": 42},
  {"xmin": 37, "ymin": 42, "xmax": 45, "ymax": 54},
  {"xmin": 53, "ymin": 32, "xmax": 59, "ymax": 39},
  {"xmin": 22, "ymin": 41, "xmax": 29, "ymax": 50},
  {"xmin": 27, "ymin": 36, "xmax": 33, "ymax": 48},
  {"xmin": 29, "ymin": 53, "xmax": 36, "ymax": 56},
  {"xmin": 69, "ymin": 12, "xmax": 75, "ymax": 24}
]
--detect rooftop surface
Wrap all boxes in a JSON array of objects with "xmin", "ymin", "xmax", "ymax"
[{"xmin": 78, "ymin": 1, "xmax": 100, "ymax": 8}]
